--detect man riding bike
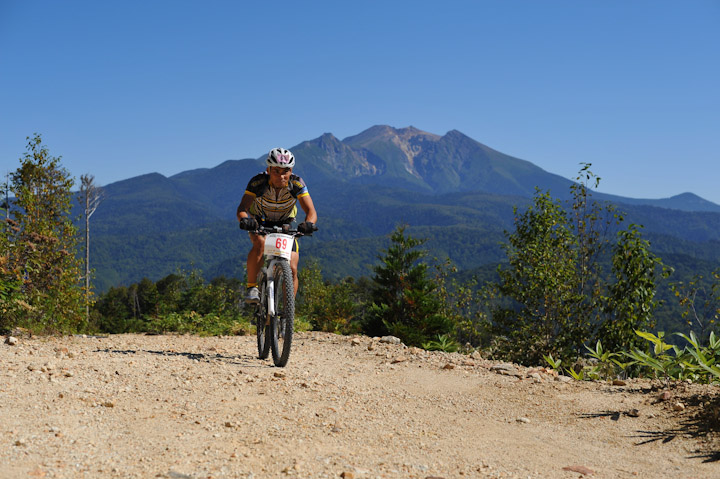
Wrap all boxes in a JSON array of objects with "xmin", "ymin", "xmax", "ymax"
[{"xmin": 236, "ymin": 147, "xmax": 318, "ymax": 304}]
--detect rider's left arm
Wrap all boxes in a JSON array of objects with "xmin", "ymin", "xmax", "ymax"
[{"xmin": 298, "ymin": 194, "xmax": 317, "ymax": 224}]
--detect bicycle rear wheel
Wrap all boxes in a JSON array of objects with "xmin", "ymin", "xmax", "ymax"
[
  {"xmin": 270, "ymin": 261, "xmax": 294, "ymax": 367},
  {"xmin": 255, "ymin": 270, "xmax": 270, "ymax": 359}
]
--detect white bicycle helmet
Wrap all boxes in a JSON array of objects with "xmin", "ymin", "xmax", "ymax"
[{"xmin": 267, "ymin": 147, "xmax": 295, "ymax": 168}]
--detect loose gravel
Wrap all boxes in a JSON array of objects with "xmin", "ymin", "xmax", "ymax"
[{"xmin": 1, "ymin": 332, "xmax": 718, "ymax": 478}]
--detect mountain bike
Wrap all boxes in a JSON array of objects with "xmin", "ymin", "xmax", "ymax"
[{"xmin": 252, "ymin": 225, "xmax": 313, "ymax": 367}]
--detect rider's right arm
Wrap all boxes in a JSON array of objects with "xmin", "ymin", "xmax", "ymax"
[{"xmin": 236, "ymin": 193, "xmax": 256, "ymax": 222}]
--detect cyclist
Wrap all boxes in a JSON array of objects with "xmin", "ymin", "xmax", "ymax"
[{"xmin": 237, "ymin": 147, "xmax": 317, "ymax": 304}]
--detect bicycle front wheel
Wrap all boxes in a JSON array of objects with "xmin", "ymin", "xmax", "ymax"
[
  {"xmin": 270, "ymin": 261, "xmax": 294, "ymax": 367},
  {"xmin": 256, "ymin": 270, "xmax": 270, "ymax": 360}
]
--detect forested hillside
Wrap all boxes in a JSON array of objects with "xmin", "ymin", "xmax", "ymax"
[{"xmin": 74, "ymin": 126, "xmax": 720, "ymax": 338}]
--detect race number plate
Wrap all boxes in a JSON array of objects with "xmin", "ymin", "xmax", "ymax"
[{"xmin": 264, "ymin": 233, "xmax": 293, "ymax": 260}]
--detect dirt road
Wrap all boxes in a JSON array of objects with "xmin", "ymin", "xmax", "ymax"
[{"xmin": 1, "ymin": 332, "xmax": 718, "ymax": 478}]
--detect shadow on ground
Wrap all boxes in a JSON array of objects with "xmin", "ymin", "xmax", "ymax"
[
  {"xmin": 581, "ymin": 388, "xmax": 720, "ymax": 463},
  {"xmin": 94, "ymin": 347, "xmax": 272, "ymax": 369}
]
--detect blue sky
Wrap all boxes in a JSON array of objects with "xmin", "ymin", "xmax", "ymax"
[{"xmin": 1, "ymin": 0, "xmax": 718, "ymax": 203}]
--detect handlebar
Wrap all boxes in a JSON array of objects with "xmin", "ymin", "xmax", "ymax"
[{"xmin": 243, "ymin": 224, "xmax": 318, "ymax": 237}]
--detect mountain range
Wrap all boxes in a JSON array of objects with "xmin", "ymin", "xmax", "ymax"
[{"xmin": 85, "ymin": 125, "xmax": 720, "ymax": 296}]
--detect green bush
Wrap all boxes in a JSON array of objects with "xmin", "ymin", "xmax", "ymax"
[
  {"xmin": 297, "ymin": 261, "xmax": 364, "ymax": 334},
  {"xmin": 545, "ymin": 330, "xmax": 720, "ymax": 385},
  {"xmin": 671, "ymin": 269, "xmax": 720, "ymax": 343}
]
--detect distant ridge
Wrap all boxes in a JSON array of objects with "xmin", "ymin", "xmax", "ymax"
[
  {"xmin": 594, "ymin": 191, "xmax": 720, "ymax": 212},
  {"xmin": 81, "ymin": 124, "xmax": 720, "ymax": 292},
  {"xmin": 97, "ymin": 124, "xmax": 720, "ymax": 212}
]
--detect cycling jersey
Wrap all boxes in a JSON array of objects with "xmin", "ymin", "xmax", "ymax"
[{"xmin": 244, "ymin": 172, "xmax": 309, "ymax": 223}]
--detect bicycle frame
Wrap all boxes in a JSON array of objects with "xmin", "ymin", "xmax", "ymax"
[{"xmin": 263, "ymin": 256, "xmax": 286, "ymax": 318}]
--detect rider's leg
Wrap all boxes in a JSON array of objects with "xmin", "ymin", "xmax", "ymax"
[
  {"xmin": 290, "ymin": 251, "xmax": 299, "ymax": 296},
  {"xmin": 246, "ymin": 233, "xmax": 265, "ymax": 287}
]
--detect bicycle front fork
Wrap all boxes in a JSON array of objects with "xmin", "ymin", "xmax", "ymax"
[{"xmin": 266, "ymin": 275, "xmax": 275, "ymax": 317}]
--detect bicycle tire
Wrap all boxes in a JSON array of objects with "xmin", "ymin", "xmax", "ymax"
[
  {"xmin": 270, "ymin": 261, "xmax": 294, "ymax": 367},
  {"xmin": 255, "ymin": 270, "xmax": 270, "ymax": 360}
]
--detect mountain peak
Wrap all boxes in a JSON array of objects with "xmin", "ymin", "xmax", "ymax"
[
  {"xmin": 342, "ymin": 125, "xmax": 440, "ymax": 145},
  {"xmin": 319, "ymin": 132, "xmax": 339, "ymax": 141},
  {"xmin": 316, "ymin": 132, "xmax": 341, "ymax": 148},
  {"xmin": 664, "ymin": 192, "xmax": 720, "ymax": 211},
  {"xmin": 441, "ymin": 129, "xmax": 479, "ymax": 144},
  {"xmin": 444, "ymin": 129, "xmax": 466, "ymax": 138},
  {"xmin": 671, "ymin": 192, "xmax": 701, "ymax": 200},
  {"xmin": 296, "ymin": 132, "xmax": 341, "ymax": 153}
]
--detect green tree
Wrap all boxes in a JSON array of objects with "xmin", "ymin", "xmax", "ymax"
[
  {"xmin": 5, "ymin": 134, "xmax": 84, "ymax": 333},
  {"xmin": 567, "ymin": 164, "xmax": 617, "ymax": 329},
  {"xmin": 136, "ymin": 277, "xmax": 160, "ymax": 317},
  {"xmin": 363, "ymin": 225, "xmax": 452, "ymax": 346},
  {"xmin": 93, "ymin": 285, "xmax": 148, "ymax": 333},
  {"xmin": 179, "ymin": 271, "xmax": 236, "ymax": 316},
  {"xmin": 599, "ymin": 224, "xmax": 668, "ymax": 351},
  {"xmin": 492, "ymin": 164, "xmax": 666, "ymax": 366},
  {"xmin": 156, "ymin": 273, "xmax": 184, "ymax": 314},
  {"xmin": 493, "ymin": 190, "xmax": 584, "ymax": 364},
  {"xmin": 95, "ymin": 286, "xmax": 131, "ymax": 321}
]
